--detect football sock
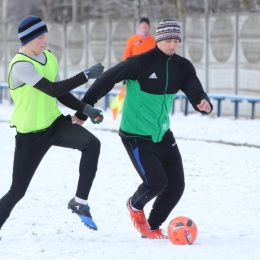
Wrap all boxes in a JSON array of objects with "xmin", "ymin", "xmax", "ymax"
[
  {"xmin": 75, "ymin": 196, "xmax": 88, "ymax": 205},
  {"xmin": 130, "ymin": 198, "xmax": 141, "ymax": 211}
]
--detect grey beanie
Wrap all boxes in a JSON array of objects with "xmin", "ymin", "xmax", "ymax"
[{"xmin": 155, "ymin": 19, "xmax": 181, "ymax": 43}]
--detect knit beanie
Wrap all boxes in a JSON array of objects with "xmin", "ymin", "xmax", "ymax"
[
  {"xmin": 155, "ymin": 19, "xmax": 181, "ymax": 43},
  {"xmin": 18, "ymin": 15, "xmax": 48, "ymax": 46},
  {"xmin": 139, "ymin": 17, "xmax": 150, "ymax": 26}
]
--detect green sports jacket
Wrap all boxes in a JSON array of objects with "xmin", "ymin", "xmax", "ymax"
[{"xmin": 77, "ymin": 46, "xmax": 213, "ymax": 143}]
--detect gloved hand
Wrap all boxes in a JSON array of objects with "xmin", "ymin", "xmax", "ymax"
[
  {"xmin": 84, "ymin": 63, "xmax": 104, "ymax": 79},
  {"xmin": 83, "ymin": 104, "xmax": 104, "ymax": 124}
]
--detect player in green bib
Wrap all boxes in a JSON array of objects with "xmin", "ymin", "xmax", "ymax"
[{"xmin": 0, "ymin": 15, "xmax": 104, "ymax": 235}]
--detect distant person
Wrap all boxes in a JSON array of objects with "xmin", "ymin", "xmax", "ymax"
[
  {"xmin": 73, "ymin": 19, "xmax": 213, "ymax": 239},
  {"xmin": 122, "ymin": 17, "xmax": 155, "ymax": 61},
  {"xmin": 111, "ymin": 17, "xmax": 155, "ymax": 120},
  {"xmin": 0, "ymin": 15, "xmax": 104, "ymax": 237}
]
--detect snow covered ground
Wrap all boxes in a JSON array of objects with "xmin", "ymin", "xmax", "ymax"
[{"xmin": 0, "ymin": 100, "xmax": 260, "ymax": 260}]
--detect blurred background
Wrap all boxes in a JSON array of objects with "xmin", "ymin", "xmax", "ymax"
[{"xmin": 1, "ymin": 0, "xmax": 260, "ymax": 118}]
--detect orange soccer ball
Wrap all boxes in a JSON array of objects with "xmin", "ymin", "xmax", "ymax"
[{"xmin": 168, "ymin": 216, "xmax": 198, "ymax": 245}]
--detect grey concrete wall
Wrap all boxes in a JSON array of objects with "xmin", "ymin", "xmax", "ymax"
[{"xmin": 1, "ymin": 15, "xmax": 260, "ymax": 118}]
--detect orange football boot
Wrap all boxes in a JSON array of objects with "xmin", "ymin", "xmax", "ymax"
[
  {"xmin": 141, "ymin": 229, "xmax": 169, "ymax": 239},
  {"xmin": 126, "ymin": 198, "xmax": 150, "ymax": 235}
]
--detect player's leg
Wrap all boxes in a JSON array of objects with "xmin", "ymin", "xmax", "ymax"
[
  {"xmin": 122, "ymin": 138, "xmax": 168, "ymax": 209},
  {"xmin": 0, "ymin": 131, "xmax": 51, "ymax": 230},
  {"xmin": 122, "ymin": 137, "xmax": 168, "ymax": 235},
  {"xmin": 147, "ymin": 131, "xmax": 185, "ymax": 231},
  {"xmin": 52, "ymin": 116, "xmax": 100, "ymax": 230}
]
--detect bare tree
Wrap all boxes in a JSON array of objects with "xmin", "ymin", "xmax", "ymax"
[
  {"xmin": 2, "ymin": 0, "xmax": 260, "ymax": 24},
  {"xmin": 1, "ymin": 0, "xmax": 44, "ymax": 22}
]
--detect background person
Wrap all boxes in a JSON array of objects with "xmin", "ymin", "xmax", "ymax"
[
  {"xmin": 110, "ymin": 17, "xmax": 156, "ymax": 120},
  {"xmin": 122, "ymin": 17, "xmax": 155, "ymax": 61},
  {"xmin": 0, "ymin": 15, "xmax": 104, "ymax": 235}
]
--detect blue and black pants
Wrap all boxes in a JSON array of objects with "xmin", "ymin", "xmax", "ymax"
[{"xmin": 121, "ymin": 130, "xmax": 185, "ymax": 230}]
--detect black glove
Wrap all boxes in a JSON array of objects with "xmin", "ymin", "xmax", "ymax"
[
  {"xmin": 83, "ymin": 104, "xmax": 104, "ymax": 124},
  {"xmin": 84, "ymin": 63, "xmax": 104, "ymax": 79}
]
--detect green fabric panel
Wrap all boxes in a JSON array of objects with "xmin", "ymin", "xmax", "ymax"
[{"xmin": 121, "ymin": 79, "xmax": 177, "ymax": 142}]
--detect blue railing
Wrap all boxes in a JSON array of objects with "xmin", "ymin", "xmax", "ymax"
[{"xmin": 1, "ymin": 84, "xmax": 260, "ymax": 119}]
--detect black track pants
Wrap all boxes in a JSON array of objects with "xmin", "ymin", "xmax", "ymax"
[
  {"xmin": 0, "ymin": 115, "xmax": 100, "ymax": 229},
  {"xmin": 121, "ymin": 130, "xmax": 185, "ymax": 230}
]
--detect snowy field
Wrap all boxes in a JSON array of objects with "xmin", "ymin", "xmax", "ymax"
[{"xmin": 0, "ymin": 100, "xmax": 260, "ymax": 260}]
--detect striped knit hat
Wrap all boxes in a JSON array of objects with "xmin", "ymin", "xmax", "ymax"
[
  {"xmin": 155, "ymin": 19, "xmax": 181, "ymax": 43},
  {"xmin": 18, "ymin": 15, "xmax": 48, "ymax": 46}
]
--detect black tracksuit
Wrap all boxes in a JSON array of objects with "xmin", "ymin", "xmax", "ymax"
[
  {"xmin": 76, "ymin": 46, "xmax": 213, "ymax": 230},
  {"xmin": 0, "ymin": 115, "xmax": 100, "ymax": 229},
  {"xmin": 0, "ymin": 52, "xmax": 100, "ymax": 230}
]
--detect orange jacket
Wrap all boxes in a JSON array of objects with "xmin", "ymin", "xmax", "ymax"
[{"xmin": 122, "ymin": 33, "xmax": 155, "ymax": 61}]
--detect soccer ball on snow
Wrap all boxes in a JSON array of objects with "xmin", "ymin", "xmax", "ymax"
[{"xmin": 168, "ymin": 216, "xmax": 198, "ymax": 245}]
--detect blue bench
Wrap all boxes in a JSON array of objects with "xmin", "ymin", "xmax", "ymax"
[
  {"xmin": 0, "ymin": 83, "xmax": 9, "ymax": 103},
  {"xmin": 228, "ymin": 95, "xmax": 260, "ymax": 119},
  {"xmin": 2, "ymin": 84, "xmax": 260, "ymax": 119},
  {"xmin": 203, "ymin": 94, "xmax": 260, "ymax": 119},
  {"xmin": 172, "ymin": 92, "xmax": 188, "ymax": 115},
  {"xmin": 0, "ymin": 86, "xmax": 114, "ymax": 108},
  {"xmin": 175, "ymin": 93, "xmax": 260, "ymax": 119},
  {"xmin": 70, "ymin": 89, "xmax": 118, "ymax": 110},
  {"xmin": 71, "ymin": 89, "xmax": 188, "ymax": 114},
  {"xmin": 70, "ymin": 88, "xmax": 88, "ymax": 100},
  {"xmin": 173, "ymin": 93, "xmax": 260, "ymax": 119}
]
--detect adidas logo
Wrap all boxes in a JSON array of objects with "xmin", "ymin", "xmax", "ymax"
[{"xmin": 149, "ymin": 73, "xmax": 157, "ymax": 79}]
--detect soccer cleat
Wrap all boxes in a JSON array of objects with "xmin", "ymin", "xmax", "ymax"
[
  {"xmin": 68, "ymin": 198, "xmax": 97, "ymax": 230},
  {"xmin": 126, "ymin": 197, "xmax": 150, "ymax": 235},
  {"xmin": 141, "ymin": 229, "xmax": 168, "ymax": 239}
]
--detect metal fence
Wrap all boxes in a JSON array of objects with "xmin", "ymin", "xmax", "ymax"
[{"xmin": 1, "ymin": 13, "xmax": 260, "ymax": 117}]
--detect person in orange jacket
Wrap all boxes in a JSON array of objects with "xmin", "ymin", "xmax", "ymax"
[
  {"xmin": 112, "ymin": 17, "xmax": 155, "ymax": 120},
  {"xmin": 122, "ymin": 17, "xmax": 155, "ymax": 61}
]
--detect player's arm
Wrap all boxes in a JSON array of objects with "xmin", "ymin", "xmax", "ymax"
[
  {"xmin": 11, "ymin": 61, "xmax": 103, "ymax": 123},
  {"xmin": 12, "ymin": 61, "xmax": 104, "ymax": 97},
  {"xmin": 82, "ymin": 56, "xmax": 140, "ymax": 106},
  {"xmin": 75, "ymin": 56, "xmax": 141, "ymax": 120},
  {"xmin": 180, "ymin": 60, "xmax": 213, "ymax": 114}
]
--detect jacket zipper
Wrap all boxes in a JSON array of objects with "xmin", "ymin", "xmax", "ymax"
[{"xmin": 157, "ymin": 57, "xmax": 171, "ymax": 142}]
